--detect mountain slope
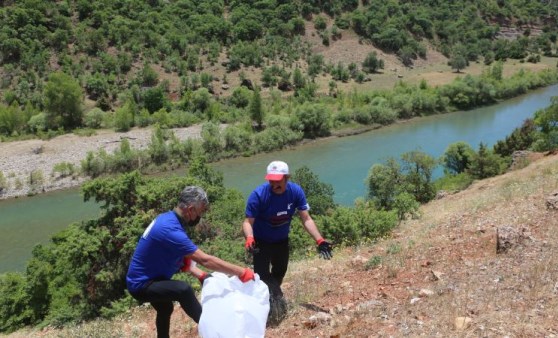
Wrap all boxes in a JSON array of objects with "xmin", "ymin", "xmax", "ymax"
[{"xmin": 9, "ymin": 152, "xmax": 558, "ymax": 337}]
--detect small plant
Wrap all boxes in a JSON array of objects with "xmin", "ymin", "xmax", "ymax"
[
  {"xmin": 52, "ymin": 162, "xmax": 76, "ymax": 179},
  {"xmin": 28, "ymin": 169, "xmax": 44, "ymax": 190},
  {"xmin": 365, "ymin": 255, "xmax": 383, "ymax": 270},
  {"xmin": 14, "ymin": 178, "xmax": 23, "ymax": 190},
  {"xmin": 386, "ymin": 242, "xmax": 402, "ymax": 255},
  {"xmin": 0, "ymin": 171, "xmax": 7, "ymax": 193}
]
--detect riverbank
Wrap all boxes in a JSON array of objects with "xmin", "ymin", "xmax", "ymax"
[{"xmin": 0, "ymin": 126, "xmax": 205, "ymax": 200}]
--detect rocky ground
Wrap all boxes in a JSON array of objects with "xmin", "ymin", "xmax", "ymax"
[
  {"xmin": 0, "ymin": 126, "xmax": 204, "ymax": 200},
  {"xmin": 9, "ymin": 152, "xmax": 558, "ymax": 337}
]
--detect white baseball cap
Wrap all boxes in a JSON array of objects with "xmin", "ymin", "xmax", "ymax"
[{"xmin": 265, "ymin": 161, "xmax": 289, "ymax": 180}]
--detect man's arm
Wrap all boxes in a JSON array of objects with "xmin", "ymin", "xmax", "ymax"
[
  {"xmin": 189, "ymin": 249, "xmax": 245, "ymax": 277},
  {"xmin": 242, "ymin": 217, "xmax": 255, "ymax": 237},
  {"xmin": 298, "ymin": 210, "xmax": 323, "ymax": 241}
]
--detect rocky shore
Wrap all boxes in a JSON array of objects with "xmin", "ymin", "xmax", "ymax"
[{"xmin": 0, "ymin": 126, "xmax": 204, "ymax": 200}]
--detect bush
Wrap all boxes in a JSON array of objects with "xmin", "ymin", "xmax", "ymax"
[
  {"xmin": 0, "ymin": 272, "xmax": 32, "ymax": 333},
  {"xmin": 27, "ymin": 113, "xmax": 48, "ymax": 133},
  {"xmin": 83, "ymin": 108, "xmax": 105, "ymax": 129},
  {"xmin": 293, "ymin": 103, "xmax": 331, "ymax": 138},
  {"xmin": 52, "ymin": 162, "xmax": 76, "ymax": 179}
]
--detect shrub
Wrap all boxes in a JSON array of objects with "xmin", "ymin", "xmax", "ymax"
[
  {"xmin": 0, "ymin": 171, "xmax": 7, "ymax": 193},
  {"xmin": 83, "ymin": 108, "xmax": 105, "ymax": 129},
  {"xmin": 52, "ymin": 162, "xmax": 76, "ymax": 179}
]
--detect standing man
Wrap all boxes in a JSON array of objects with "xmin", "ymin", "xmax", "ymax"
[
  {"xmin": 242, "ymin": 161, "xmax": 333, "ymax": 321},
  {"xmin": 127, "ymin": 186, "xmax": 255, "ymax": 338}
]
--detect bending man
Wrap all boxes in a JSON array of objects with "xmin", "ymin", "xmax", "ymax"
[{"xmin": 127, "ymin": 186, "xmax": 254, "ymax": 338}]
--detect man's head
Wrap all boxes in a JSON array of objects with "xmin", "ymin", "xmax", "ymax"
[
  {"xmin": 265, "ymin": 160, "xmax": 290, "ymax": 194},
  {"xmin": 178, "ymin": 186, "xmax": 209, "ymax": 227}
]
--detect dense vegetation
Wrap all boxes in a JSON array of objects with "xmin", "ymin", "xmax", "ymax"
[{"xmin": 0, "ymin": 0, "xmax": 557, "ymax": 139}]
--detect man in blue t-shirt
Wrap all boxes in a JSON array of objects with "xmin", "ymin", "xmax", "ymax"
[
  {"xmin": 242, "ymin": 161, "xmax": 333, "ymax": 323},
  {"xmin": 127, "ymin": 186, "xmax": 255, "ymax": 338}
]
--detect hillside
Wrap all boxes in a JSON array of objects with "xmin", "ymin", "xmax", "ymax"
[{"xmin": 9, "ymin": 152, "xmax": 558, "ymax": 337}]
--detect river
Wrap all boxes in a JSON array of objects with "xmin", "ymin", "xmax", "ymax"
[{"xmin": 0, "ymin": 84, "xmax": 556, "ymax": 273}]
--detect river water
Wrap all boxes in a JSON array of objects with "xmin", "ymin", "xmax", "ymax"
[{"xmin": 1, "ymin": 84, "xmax": 556, "ymax": 273}]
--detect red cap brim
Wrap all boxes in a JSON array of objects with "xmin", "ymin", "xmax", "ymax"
[{"xmin": 265, "ymin": 173, "xmax": 284, "ymax": 181}]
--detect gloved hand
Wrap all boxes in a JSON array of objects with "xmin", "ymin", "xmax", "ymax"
[
  {"xmin": 180, "ymin": 256, "xmax": 192, "ymax": 272},
  {"xmin": 245, "ymin": 236, "xmax": 256, "ymax": 253},
  {"xmin": 316, "ymin": 238, "xmax": 333, "ymax": 260},
  {"xmin": 239, "ymin": 268, "xmax": 255, "ymax": 283},
  {"xmin": 198, "ymin": 271, "xmax": 210, "ymax": 285}
]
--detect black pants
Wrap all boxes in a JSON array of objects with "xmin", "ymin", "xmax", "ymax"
[
  {"xmin": 131, "ymin": 280, "xmax": 201, "ymax": 338},
  {"xmin": 253, "ymin": 238, "xmax": 289, "ymax": 299}
]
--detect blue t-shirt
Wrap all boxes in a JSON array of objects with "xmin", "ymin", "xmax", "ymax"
[
  {"xmin": 126, "ymin": 211, "xmax": 198, "ymax": 293},
  {"xmin": 245, "ymin": 181, "xmax": 309, "ymax": 243}
]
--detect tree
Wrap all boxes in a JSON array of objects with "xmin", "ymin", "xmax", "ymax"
[
  {"xmin": 400, "ymin": 150, "xmax": 436, "ymax": 203},
  {"xmin": 249, "ymin": 86, "xmax": 264, "ymax": 130},
  {"xmin": 362, "ymin": 52, "xmax": 384, "ymax": 73},
  {"xmin": 441, "ymin": 141, "xmax": 475, "ymax": 174},
  {"xmin": 43, "ymin": 72, "xmax": 84, "ymax": 130},
  {"xmin": 366, "ymin": 158, "xmax": 402, "ymax": 209},
  {"xmin": 294, "ymin": 103, "xmax": 331, "ymax": 138},
  {"xmin": 468, "ymin": 142, "xmax": 505, "ymax": 179},
  {"xmin": 531, "ymin": 98, "xmax": 558, "ymax": 151},
  {"xmin": 291, "ymin": 166, "xmax": 335, "ymax": 216},
  {"xmin": 449, "ymin": 53, "xmax": 468, "ymax": 73}
]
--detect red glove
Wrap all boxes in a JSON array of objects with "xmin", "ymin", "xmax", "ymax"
[
  {"xmin": 197, "ymin": 271, "xmax": 208, "ymax": 284},
  {"xmin": 245, "ymin": 236, "xmax": 256, "ymax": 253},
  {"xmin": 239, "ymin": 268, "xmax": 255, "ymax": 283},
  {"xmin": 180, "ymin": 256, "xmax": 192, "ymax": 272}
]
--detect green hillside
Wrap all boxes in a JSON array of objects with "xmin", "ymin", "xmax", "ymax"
[{"xmin": 0, "ymin": 0, "xmax": 557, "ymax": 139}]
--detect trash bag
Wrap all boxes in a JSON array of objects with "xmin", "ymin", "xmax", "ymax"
[{"xmin": 198, "ymin": 272, "xmax": 270, "ymax": 338}]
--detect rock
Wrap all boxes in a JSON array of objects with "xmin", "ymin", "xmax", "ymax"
[
  {"xmin": 351, "ymin": 255, "xmax": 368, "ymax": 267},
  {"xmin": 546, "ymin": 191, "xmax": 558, "ymax": 210},
  {"xmin": 496, "ymin": 226, "xmax": 531, "ymax": 253},
  {"xmin": 303, "ymin": 312, "xmax": 332, "ymax": 328},
  {"xmin": 454, "ymin": 316, "xmax": 472, "ymax": 330},
  {"xmin": 419, "ymin": 289, "xmax": 434, "ymax": 297},
  {"xmin": 430, "ymin": 270, "xmax": 444, "ymax": 281}
]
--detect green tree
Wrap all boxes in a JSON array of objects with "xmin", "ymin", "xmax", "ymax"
[
  {"xmin": 293, "ymin": 103, "xmax": 331, "ymax": 138},
  {"xmin": 113, "ymin": 101, "xmax": 134, "ymax": 132},
  {"xmin": 468, "ymin": 143, "xmax": 506, "ymax": 179},
  {"xmin": 249, "ymin": 86, "xmax": 264, "ymax": 130},
  {"xmin": 532, "ymin": 98, "xmax": 558, "ymax": 151},
  {"xmin": 362, "ymin": 52, "xmax": 384, "ymax": 73},
  {"xmin": 441, "ymin": 141, "xmax": 476, "ymax": 174},
  {"xmin": 43, "ymin": 72, "xmax": 84, "ymax": 130},
  {"xmin": 291, "ymin": 166, "xmax": 335, "ymax": 216},
  {"xmin": 449, "ymin": 53, "xmax": 468, "ymax": 73},
  {"xmin": 366, "ymin": 158, "xmax": 402, "ymax": 209},
  {"xmin": 400, "ymin": 150, "xmax": 436, "ymax": 203}
]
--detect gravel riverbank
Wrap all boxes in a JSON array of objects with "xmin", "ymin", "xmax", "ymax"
[{"xmin": 0, "ymin": 126, "xmax": 204, "ymax": 200}]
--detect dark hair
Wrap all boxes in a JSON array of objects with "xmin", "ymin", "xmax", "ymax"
[{"xmin": 178, "ymin": 186, "xmax": 209, "ymax": 209}]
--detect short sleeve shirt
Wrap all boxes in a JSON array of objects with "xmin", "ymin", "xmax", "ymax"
[
  {"xmin": 126, "ymin": 211, "xmax": 198, "ymax": 293},
  {"xmin": 245, "ymin": 181, "xmax": 309, "ymax": 243}
]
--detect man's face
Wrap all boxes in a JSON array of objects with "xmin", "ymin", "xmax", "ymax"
[{"xmin": 268, "ymin": 176, "xmax": 288, "ymax": 194}]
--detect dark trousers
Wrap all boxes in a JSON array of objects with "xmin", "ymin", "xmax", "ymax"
[
  {"xmin": 253, "ymin": 238, "xmax": 289, "ymax": 299},
  {"xmin": 131, "ymin": 280, "xmax": 201, "ymax": 338}
]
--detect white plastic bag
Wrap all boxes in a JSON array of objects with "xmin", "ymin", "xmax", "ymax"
[{"xmin": 198, "ymin": 272, "xmax": 270, "ymax": 338}]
